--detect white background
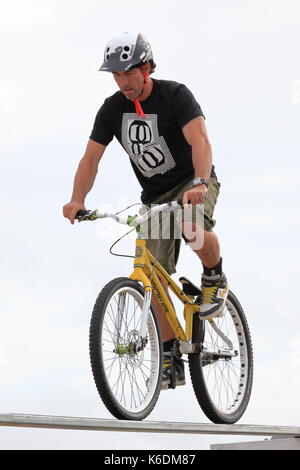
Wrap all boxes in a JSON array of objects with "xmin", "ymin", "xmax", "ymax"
[{"xmin": 0, "ymin": 0, "xmax": 300, "ymax": 450}]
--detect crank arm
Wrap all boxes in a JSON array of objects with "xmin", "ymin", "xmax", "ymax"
[{"xmin": 208, "ymin": 319, "xmax": 234, "ymax": 350}]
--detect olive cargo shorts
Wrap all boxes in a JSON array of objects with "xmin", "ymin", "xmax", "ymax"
[{"xmin": 142, "ymin": 177, "xmax": 220, "ymax": 275}]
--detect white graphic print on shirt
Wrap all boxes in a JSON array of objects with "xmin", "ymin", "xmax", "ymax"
[{"xmin": 121, "ymin": 113, "xmax": 176, "ymax": 178}]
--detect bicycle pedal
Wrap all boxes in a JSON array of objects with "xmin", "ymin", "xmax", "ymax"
[
  {"xmin": 161, "ymin": 381, "xmax": 170, "ymax": 391},
  {"xmin": 161, "ymin": 379, "xmax": 186, "ymax": 391}
]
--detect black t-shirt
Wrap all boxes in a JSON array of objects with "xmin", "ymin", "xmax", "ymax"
[{"xmin": 90, "ymin": 78, "xmax": 216, "ymax": 203}]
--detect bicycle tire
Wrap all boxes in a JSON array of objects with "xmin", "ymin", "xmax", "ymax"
[
  {"xmin": 189, "ymin": 290, "xmax": 253, "ymax": 424},
  {"xmin": 89, "ymin": 277, "xmax": 163, "ymax": 420}
]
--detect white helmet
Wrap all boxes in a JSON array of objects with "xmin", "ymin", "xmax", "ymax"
[{"xmin": 99, "ymin": 32, "xmax": 155, "ymax": 72}]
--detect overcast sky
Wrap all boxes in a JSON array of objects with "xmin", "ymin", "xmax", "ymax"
[{"xmin": 0, "ymin": 0, "xmax": 300, "ymax": 450}]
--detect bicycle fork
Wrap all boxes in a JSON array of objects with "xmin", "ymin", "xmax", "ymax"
[
  {"xmin": 113, "ymin": 292, "xmax": 126, "ymax": 350},
  {"xmin": 139, "ymin": 289, "xmax": 152, "ymax": 346},
  {"xmin": 113, "ymin": 289, "xmax": 151, "ymax": 353}
]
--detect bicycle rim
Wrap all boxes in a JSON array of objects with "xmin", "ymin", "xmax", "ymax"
[
  {"xmin": 189, "ymin": 291, "xmax": 253, "ymax": 423},
  {"xmin": 90, "ymin": 279, "xmax": 162, "ymax": 419}
]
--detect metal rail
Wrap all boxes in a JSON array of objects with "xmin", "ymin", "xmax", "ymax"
[{"xmin": 1, "ymin": 413, "xmax": 300, "ymax": 438}]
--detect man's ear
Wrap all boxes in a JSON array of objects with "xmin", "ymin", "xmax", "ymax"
[{"xmin": 140, "ymin": 64, "xmax": 149, "ymax": 83}]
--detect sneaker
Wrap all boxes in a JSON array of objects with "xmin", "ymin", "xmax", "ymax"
[
  {"xmin": 161, "ymin": 352, "xmax": 186, "ymax": 390},
  {"xmin": 199, "ymin": 272, "xmax": 229, "ymax": 320}
]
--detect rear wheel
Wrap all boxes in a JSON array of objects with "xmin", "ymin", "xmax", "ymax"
[
  {"xmin": 89, "ymin": 277, "xmax": 162, "ymax": 420},
  {"xmin": 189, "ymin": 290, "xmax": 253, "ymax": 424}
]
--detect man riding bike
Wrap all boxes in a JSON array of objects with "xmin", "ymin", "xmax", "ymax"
[{"xmin": 63, "ymin": 32, "xmax": 228, "ymax": 389}]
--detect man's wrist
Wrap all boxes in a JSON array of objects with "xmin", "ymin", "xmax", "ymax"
[
  {"xmin": 71, "ymin": 193, "xmax": 85, "ymax": 204},
  {"xmin": 192, "ymin": 177, "xmax": 209, "ymax": 187}
]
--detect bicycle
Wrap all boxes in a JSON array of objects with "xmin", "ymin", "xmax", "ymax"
[{"xmin": 76, "ymin": 201, "xmax": 253, "ymax": 424}]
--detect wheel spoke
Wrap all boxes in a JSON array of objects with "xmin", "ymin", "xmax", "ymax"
[
  {"xmin": 190, "ymin": 292, "xmax": 253, "ymax": 422},
  {"xmin": 91, "ymin": 283, "xmax": 161, "ymax": 418}
]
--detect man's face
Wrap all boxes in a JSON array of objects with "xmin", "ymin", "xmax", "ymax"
[{"xmin": 112, "ymin": 67, "xmax": 144, "ymax": 100}]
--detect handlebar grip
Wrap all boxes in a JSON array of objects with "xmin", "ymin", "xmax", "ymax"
[{"xmin": 75, "ymin": 210, "xmax": 90, "ymax": 219}]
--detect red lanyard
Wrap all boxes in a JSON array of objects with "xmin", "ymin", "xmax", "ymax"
[{"xmin": 134, "ymin": 98, "xmax": 145, "ymax": 118}]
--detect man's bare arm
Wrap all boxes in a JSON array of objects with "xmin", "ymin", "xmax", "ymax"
[
  {"xmin": 182, "ymin": 116, "xmax": 212, "ymax": 180},
  {"xmin": 181, "ymin": 117, "xmax": 213, "ymax": 205},
  {"xmin": 63, "ymin": 139, "xmax": 106, "ymax": 224}
]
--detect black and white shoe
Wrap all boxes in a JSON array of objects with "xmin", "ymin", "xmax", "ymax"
[
  {"xmin": 199, "ymin": 273, "xmax": 229, "ymax": 320},
  {"xmin": 161, "ymin": 352, "xmax": 186, "ymax": 390}
]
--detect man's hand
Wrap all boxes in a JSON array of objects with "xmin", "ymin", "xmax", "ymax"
[
  {"xmin": 63, "ymin": 201, "xmax": 86, "ymax": 225},
  {"xmin": 182, "ymin": 184, "xmax": 207, "ymax": 206}
]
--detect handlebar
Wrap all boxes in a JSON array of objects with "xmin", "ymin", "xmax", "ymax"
[{"xmin": 75, "ymin": 200, "xmax": 184, "ymax": 228}]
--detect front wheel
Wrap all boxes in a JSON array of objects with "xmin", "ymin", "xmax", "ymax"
[
  {"xmin": 89, "ymin": 277, "xmax": 162, "ymax": 420},
  {"xmin": 189, "ymin": 290, "xmax": 253, "ymax": 424}
]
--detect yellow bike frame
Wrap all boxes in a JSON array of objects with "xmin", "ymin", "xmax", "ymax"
[{"xmin": 128, "ymin": 239, "xmax": 200, "ymax": 342}]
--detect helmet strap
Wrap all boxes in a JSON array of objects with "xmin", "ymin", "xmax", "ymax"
[
  {"xmin": 131, "ymin": 64, "xmax": 150, "ymax": 118},
  {"xmin": 132, "ymin": 64, "xmax": 149, "ymax": 118}
]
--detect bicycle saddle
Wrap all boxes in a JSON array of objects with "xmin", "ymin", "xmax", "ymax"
[{"xmin": 179, "ymin": 277, "xmax": 202, "ymax": 296}]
